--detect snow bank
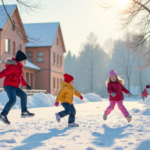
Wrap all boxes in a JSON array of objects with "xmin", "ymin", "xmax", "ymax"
[{"xmin": 0, "ymin": 92, "xmax": 102, "ymax": 110}]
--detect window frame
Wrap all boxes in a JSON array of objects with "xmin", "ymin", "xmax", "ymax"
[
  {"xmin": 13, "ymin": 41, "xmax": 15, "ymax": 55},
  {"xmin": 53, "ymin": 77, "xmax": 56, "ymax": 89},
  {"xmin": 5, "ymin": 39, "xmax": 10, "ymax": 53},
  {"xmin": 37, "ymin": 51, "xmax": 44, "ymax": 63},
  {"xmin": 53, "ymin": 52, "xmax": 55, "ymax": 64},
  {"xmin": 27, "ymin": 52, "xmax": 33, "ymax": 63},
  {"xmin": 60, "ymin": 56, "xmax": 62, "ymax": 66},
  {"xmin": 18, "ymin": 44, "xmax": 21, "ymax": 51}
]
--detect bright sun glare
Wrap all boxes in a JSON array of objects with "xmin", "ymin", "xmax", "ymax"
[{"xmin": 117, "ymin": 0, "xmax": 130, "ymax": 6}]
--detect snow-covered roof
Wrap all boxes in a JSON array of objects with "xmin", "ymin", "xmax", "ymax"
[
  {"xmin": 24, "ymin": 60, "xmax": 40, "ymax": 70},
  {"xmin": 0, "ymin": 4, "xmax": 17, "ymax": 30},
  {"xmin": 24, "ymin": 22, "xmax": 60, "ymax": 47}
]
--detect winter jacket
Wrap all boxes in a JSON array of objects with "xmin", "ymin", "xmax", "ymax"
[
  {"xmin": 0, "ymin": 58, "xmax": 27, "ymax": 88},
  {"xmin": 55, "ymin": 81, "xmax": 81, "ymax": 104},
  {"xmin": 107, "ymin": 82, "xmax": 129, "ymax": 101}
]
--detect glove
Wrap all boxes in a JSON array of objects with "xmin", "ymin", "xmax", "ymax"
[
  {"xmin": 128, "ymin": 92, "xmax": 132, "ymax": 96},
  {"xmin": 146, "ymin": 85, "xmax": 150, "ymax": 89},
  {"xmin": 55, "ymin": 102, "xmax": 59, "ymax": 107},
  {"xmin": 111, "ymin": 92, "xmax": 116, "ymax": 97},
  {"xmin": 80, "ymin": 96, "xmax": 83, "ymax": 100},
  {"xmin": 26, "ymin": 85, "xmax": 32, "ymax": 90}
]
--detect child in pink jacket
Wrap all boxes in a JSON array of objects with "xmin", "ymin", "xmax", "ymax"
[{"xmin": 103, "ymin": 70, "xmax": 132, "ymax": 123}]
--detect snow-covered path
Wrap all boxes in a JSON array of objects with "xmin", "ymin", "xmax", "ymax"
[{"xmin": 0, "ymin": 101, "xmax": 150, "ymax": 150}]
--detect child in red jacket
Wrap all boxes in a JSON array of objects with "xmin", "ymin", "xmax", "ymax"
[
  {"xmin": 103, "ymin": 70, "xmax": 132, "ymax": 123},
  {"xmin": 0, "ymin": 50, "xmax": 34, "ymax": 125}
]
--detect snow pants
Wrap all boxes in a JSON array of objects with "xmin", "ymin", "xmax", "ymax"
[
  {"xmin": 1, "ymin": 86, "xmax": 27, "ymax": 116},
  {"xmin": 105, "ymin": 100, "xmax": 129, "ymax": 118},
  {"xmin": 59, "ymin": 103, "xmax": 76, "ymax": 123}
]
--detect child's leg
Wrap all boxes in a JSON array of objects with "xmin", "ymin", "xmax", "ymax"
[
  {"xmin": 59, "ymin": 103, "xmax": 71, "ymax": 118},
  {"xmin": 105, "ymin": 101, "xmax": 116, "ymax": 115},
  {"xmin": 68, "ymin": 104, "xmax": 76, "ymax": 123},
  {"xmin": 117, "ymin": 100, "xmax": 129, "ymax": 118},
  {"xmin": 1, "ymin": 86, "xmax": 16, "ymax": 116},
  {"xmin": 16, "ymin": 88, "xmax": 27, "ymax": 113}
]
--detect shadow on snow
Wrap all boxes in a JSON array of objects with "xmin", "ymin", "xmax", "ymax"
[{"xmin": 92, "ymin": 124, "xmax": 133, "ymax": 148}]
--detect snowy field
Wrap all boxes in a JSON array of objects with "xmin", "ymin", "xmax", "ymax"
[{"xmin": 0, "ymin": 97, "xmax": 150, "ymax": 150}]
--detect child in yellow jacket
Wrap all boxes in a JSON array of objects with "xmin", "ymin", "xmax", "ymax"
[{"xmin": 55, "ymin": 73, "xmax": 83, "ymax": 127}]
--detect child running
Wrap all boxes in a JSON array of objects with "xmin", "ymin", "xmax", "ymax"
[
  {"xmin": 55, "ymin": 73, "xmax": 83, "ymax": 127},
  {"xmin": 103, "ymin": 70, "xmax": 132, "ymax": 123},
  {"xmin": 0, "ymin": 50, "xmax": 34, "ymax": 125}
]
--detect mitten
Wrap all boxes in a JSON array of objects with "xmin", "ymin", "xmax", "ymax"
[
  {"xmin": 55, "ymin": 102, "xmax": 59, "ymax": 107},
  {"xmin": 80, "ymin": 96, "xmax": 83, "ymax": 100},
  {"xmin": 26, "ymin": 85, "xmax": 32, "ymax": 90},
  {"xmin": 111, "ymin": 92, "xmax": 116, "ymax": 97},
  {"xmin": 146, "ymin": 85, "xmax": 150, "ymax": 89},
  {"xmin": 128, "ymin": 92, "xmax": 132, "ymax": 96}
]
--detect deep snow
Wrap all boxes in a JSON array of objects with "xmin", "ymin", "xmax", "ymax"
[
  {"xmin": 0, "ymin": 99, "xmax": 150, "ymax": 150},
  {"xmin": 0, "ymin": 92, "xmax": 102, "ymax": 111}
]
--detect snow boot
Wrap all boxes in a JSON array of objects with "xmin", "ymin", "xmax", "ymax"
[
  {"xmin": 126, "ymin": 115, "xmax": 132, "ymax": 123},
  {"xmin": 0, "ymin": 114, "xmax": 10, "ymax": 125},
  {"xmin": 21, "ymin": 110, "xmax": 35, "ymax": 118},
  {"xmin": 103, "ymin": 113, "xmax": 108, "ymax": 120},
  {"xmin": 68, "ymin": 122, "xmax": 79, "ymax": 127},
  {"xmin": 55, "ymin": 113, "xmax": 61, "ymax": 123}
]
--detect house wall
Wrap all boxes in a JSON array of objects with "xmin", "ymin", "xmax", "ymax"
[
  {"xmin": 26, "ymin": 27, "xmax": 65, "ymax": 95},
  {"xmin": 0, "ymin": 8, "xmax": 36, "ymax": 89},
  {"xmin": 50, "ymin": 27, "xmax": 64, "ymax": 95},
  {"xmin": 26, "ymin": 47, "xmax": 50, "ymax": 93}
]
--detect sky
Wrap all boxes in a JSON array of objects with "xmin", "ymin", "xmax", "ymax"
[{"xmin": 1, "ymin": 0, "xmax": 128, "ymax": 56}]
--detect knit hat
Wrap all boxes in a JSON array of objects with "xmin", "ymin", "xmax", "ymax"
[
  {"xmin": 15, "ymin": 50, "xmax": 27, "ymax": 62},
  {"xmin": 64, "ymin": 73, "xmax": 74, "ymax": 83},
  {"xmin": 109, "ymin": 70, "xmax": 117, "ymax": 78}
]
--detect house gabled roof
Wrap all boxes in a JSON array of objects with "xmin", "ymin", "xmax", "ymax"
[
  {"xmin": 24, "ymin": 22, "xmax": 66, "ymax": 52},
  {"xmin": 0, "ymin": 4, "xmax": 16, "ymax": 30},
  {"xmin": 24, "ymin": 60, "xmax": 40, "ymax": 70},
  {"xmin": 0, "ymin": 4, "xmax": 28, "ymax": 42}
]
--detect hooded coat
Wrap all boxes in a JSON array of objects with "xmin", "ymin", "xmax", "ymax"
[
  {"xmin": 55, "ymin": 81, "xmax": 81, "ymax": 104},
  {"xmin": 0, "ymin": 58, "xmax": 27, "ymax": 88}
]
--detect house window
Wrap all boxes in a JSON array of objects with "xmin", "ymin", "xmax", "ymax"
[
  {"xmin": 31, "ymin": 73, "xmax": 33, "ymax": 88},
  {"xmin": 27, "ymin": 52, "xmax": 33, "ymax": 63},
  {"xmin": 57, "ymin": 38, "xmax": 59, "ymax": 45},
  {"xmin": 57, "ymin": 54, "xmax": 59, "ymax": 65},
  {"xmin": 12, "ymin": 21, "xmax": 15, "ymax": 31},
  {"xmin": 5, "ymin": 39, "xmax": 10, "ymax": 53},
  {"xmin": 53, "ymin": 53, "xmax": 55, "ymax": 64},
  {"xmin": 60, "ymin": 79, "xmax": 62, "ymax": 85},
  {"xmin": 57, "ymin": 78, "xmax": 59, "ymax": 89},
  {"xmin": 13, "ymin": 42, "xmax": 15, "ymax": 55},
  {"xmin": 53, "ymin": 78, "xmax": 55, "ymax": 89},
  {"xmin": 18, "ymin": 44, "xmax": 21, "ymax": 50},
  {"xmin": 60, "ymin": 56, "xmax": 62, "ymax": 66},
  {"xmin": 26, "ymin": 73, "xmax": 29, "ymax": 84},
  {"xmin": 37, "ymin": 52, "xmax": 44, "ymax": 62}
]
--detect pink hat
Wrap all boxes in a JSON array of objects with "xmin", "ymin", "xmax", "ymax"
[{"xmin": 109, "ymin": 70, "xmax": 117, "ymax": 78}]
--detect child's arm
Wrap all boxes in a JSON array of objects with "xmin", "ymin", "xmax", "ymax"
[
  {"xmin": 74, "ymin": 88, "xmax": 81, "ymax": 98},
  {"xmin": 107, "ymin": 83, "xmax": 113, "ymax": 95},
  {"xmin": 55, "ymin": 86, "xmax": 66, "ymax": 103},
  {"xmin": 0, "ymin": 66, "xmax": 14, "ymax": 79},
  {"xmin": 20, "ymin": 75, "xmax": 27, "ymax": 86},
  {"xmin": 121, "ymin": 84, "xmax": 129, "ymax": 94}
]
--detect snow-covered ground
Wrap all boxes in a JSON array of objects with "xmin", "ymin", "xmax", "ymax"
[
  {"xmin": 0, "ymin": 98, "xmax": 150, "ymax": 150},
  {"xmin": 0, "ymin": 92, "xmax": 102, "ymax": 110}
]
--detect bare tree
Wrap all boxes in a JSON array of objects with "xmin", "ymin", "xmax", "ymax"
[
  {"xmin": 99, "ymin": 0, "xmax": 150, "ymax": 67},
  {"xmin": 103, "ymin": 38, "xmax": 114, "ymax": 58},
  {"xmin": 132, "ymin": 55, "xmax": 150, "ymax": 94},
  {"xmin": 78, "ymin": 32, "xmax": 108, "ymax": 93},
  {"xmin": 1, "ymin": 0, "xmax": 42, "ymax": 43},
  {"xmin": 111, "ymin": 39, "xmax": 136, "ymax": 91}
]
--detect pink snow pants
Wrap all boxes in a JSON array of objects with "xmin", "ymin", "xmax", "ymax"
[{"xmin": 105, "ymin": 100, "xmax": 129, "ymax": 118}]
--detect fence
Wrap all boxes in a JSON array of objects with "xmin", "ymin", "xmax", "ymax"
[{"xmin": 0, "ymin": 88, "xmax": 47, "ymax": 96}]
